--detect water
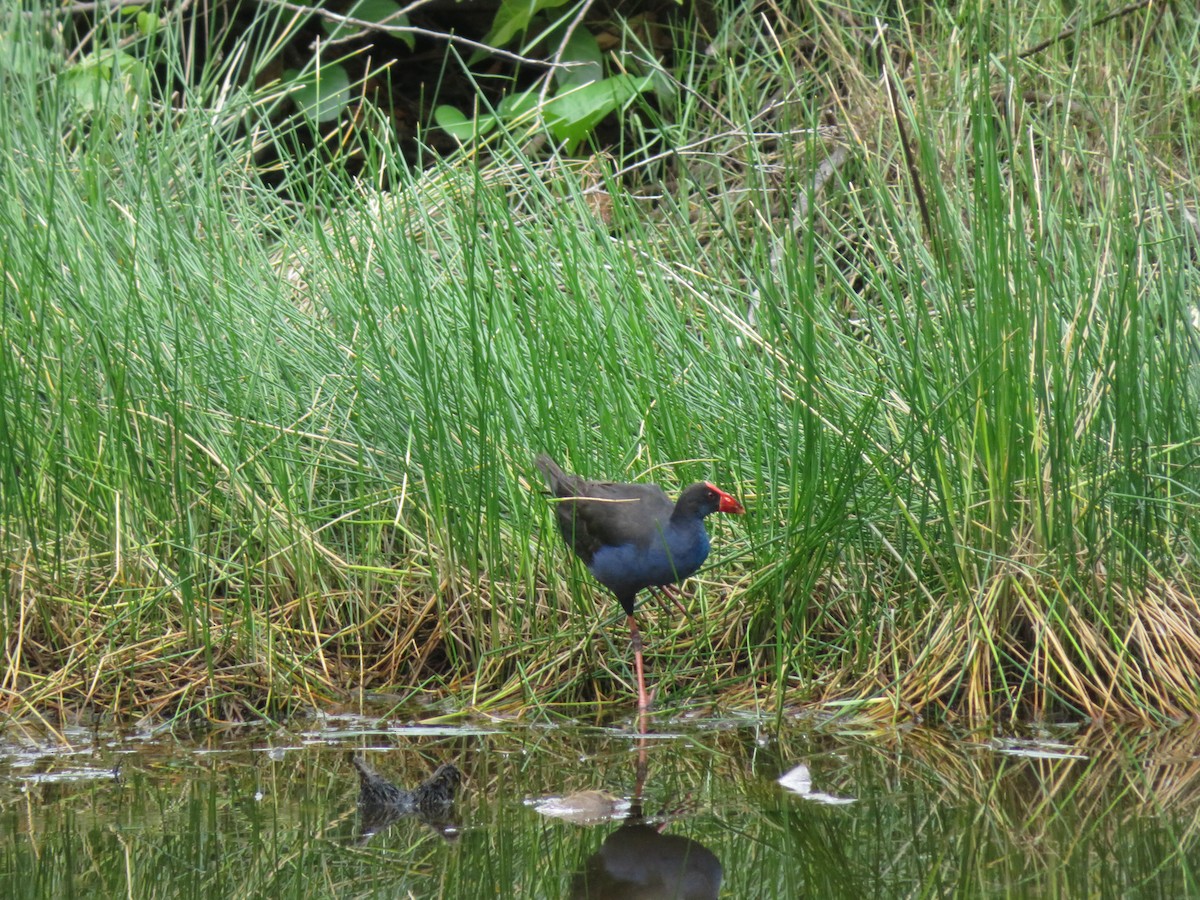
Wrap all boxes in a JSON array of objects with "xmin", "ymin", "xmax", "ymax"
[{"xmin": 1, "ymin": 712, "xmax": 1197, "ymax": 898}]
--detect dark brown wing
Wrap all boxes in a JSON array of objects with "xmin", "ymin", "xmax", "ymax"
[{"xmin": 535, "ymin": 455, "xmax": 673, "ymax": 564}]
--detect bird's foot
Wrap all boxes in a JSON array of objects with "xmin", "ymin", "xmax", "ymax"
[
  {"xmin": 636, "ymin": 686, "xmax": 656, "ymax": 712},
  {"xmin": 648, "ymin": 585, "xmax": 692, "ymax": 620}
]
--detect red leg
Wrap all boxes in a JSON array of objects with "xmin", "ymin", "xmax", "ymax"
[
  {"xmin": 649, "ymin": 584, "xmax": 691, "ymax": 619},
  {"xmin": 627, "ymin": 614, "xmax": 652, "ymax": 711}
]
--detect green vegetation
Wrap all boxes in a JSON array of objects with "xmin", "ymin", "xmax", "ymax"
[
  {"xmin": 1, "ymin": 0, "xmax": 1199, "ymax": 725},
  {"xmin": 3, "ymin": 723, "xmax": 1199, "ymax": 897}
]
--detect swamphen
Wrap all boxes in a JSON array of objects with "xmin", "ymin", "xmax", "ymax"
[{"xmin": 535, "ymin": 454, "xmax": 745, "ymax": 710}]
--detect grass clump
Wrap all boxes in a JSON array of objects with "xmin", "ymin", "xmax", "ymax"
[{"xmin": 1, "ymin": 0, "xmax": 1199, "ymax": 725}]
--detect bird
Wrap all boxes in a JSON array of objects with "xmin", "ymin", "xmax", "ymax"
[{"xmin": 534, "ymin": 454, "xmax": 745, "ymax": 710}]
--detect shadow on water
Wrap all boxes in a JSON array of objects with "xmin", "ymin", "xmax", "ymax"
[{"xmin": 2, "ymin": 711, "xmax": 1200, "ymax": 897}]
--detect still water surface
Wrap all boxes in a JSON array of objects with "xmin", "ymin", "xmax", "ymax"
[{"xmin": 2, "ymin": 712, "xmax": 1197, "ymax": 897}]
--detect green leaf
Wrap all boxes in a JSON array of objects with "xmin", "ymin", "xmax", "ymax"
[
  {"xmin": 434, "ymin": 105, "xmax": 496, "ymax": 142},
  {"xmin": 554, "ymin": 27, "xmax": 603, "ymax": 88},
  {"xmin": 545, "ymin": 74, "xmax": 652, "ymax": 146},
  {"xmin": 497, "ymin": 90, "xmax": 539, "ymax": 121},
  {"xmin": 0, "ymin": 26, "xmax": 52, "ymax": 77},
  {"xmin": 60, "ymin": 49, "xmax": 151, "ymax": 114},
  {"xmin": 325, "ymin": 0, "xmax": 413, "ymax": 50},
  {"xmin": 286, "ymin": 64, "xmax": 351, "ymax": 123},
  {"xmin": 136, "ymin": 11, "xmax": 161, "ymax": 35},
  {"xmin": 484, "ymin": 0, "xmax": 573, "ymax": 48}
]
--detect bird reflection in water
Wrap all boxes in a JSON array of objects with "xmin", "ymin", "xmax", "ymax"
[
  {"xmin": 570, "ymin": 819, "xmax": 722, "ymax": 899},
  {"xmin": 350, "ymin": 753, "xmax": 462, "ymax": 842},
  {"xmin": 540, "ymin": 727, "xmax": 722, "ymax": 899}
]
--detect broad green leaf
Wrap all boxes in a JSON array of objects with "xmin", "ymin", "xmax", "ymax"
[
  {"xmin": 545, "ymin": 74, "xmax": 652, "ymax": 146},
  {"xmin": 434, "ymin": 105, "xmax": 496, "ymax": 142},
  {"xmin": 497, "ymin": 90, "xmax": 539, "ymax": 121},
  {"xmin": 325, "ymin": 0, "xmax": 413, "ymax": 50},
  {"xmin": 484, "ymin": 0, "xmax": 573, "ymax": 48},
  {"xmin": 286, "ymin": 64, "xmax": 351, "ymax": 123},
  {"xmin": 136, "ymin": 11, "xmax": 161, "ymax": 35},
  {"xmin": 0, "ymin": 26, "xmax": 52, "ymax": 77},
  {"xmin": 554, "ymin": 27, "xmax": 603, "ymax": 88},
  {"xmin": 60, "ymin": 49, "xmax": 151, "ymax": 113}
]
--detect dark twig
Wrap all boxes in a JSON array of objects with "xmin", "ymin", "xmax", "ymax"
[
  {"xmin": 1018, "ymin": 0, "xmax": 1155, "ymax": 59},
  {"xmin": 746, "ymin": 144, "xmax": 849, "ymax": 328},
  {"xmin": 262, "ymin": 0, "xmax": 569, "ymax": 69},
  {"xmin": 877, "ymin": 24, "xmax": 936, "ymax": 258},
  {"xmin": 538, "ymin": 0, "xmax": 599, "ymax": 105},
  {"xmin": 28, "ymin": 0, "xmax": 144, "ymax": 13}
]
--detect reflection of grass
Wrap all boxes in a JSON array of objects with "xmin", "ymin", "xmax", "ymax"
[
  {"xmin": 2, "ymin": 2, "xmax": 1200, "ymax": 725},
  {"xmin": 755, "ymin": 723, "xmax": 1200, "ymax": 897},
  {"xmin": 3, "ymin": 722, "xmax": 1198, "ymax": 896}
]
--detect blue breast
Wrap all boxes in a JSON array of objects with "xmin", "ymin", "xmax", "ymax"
[{"xmin": 588, "ymin": 521, "xmax": 711, "ymax": 599}]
